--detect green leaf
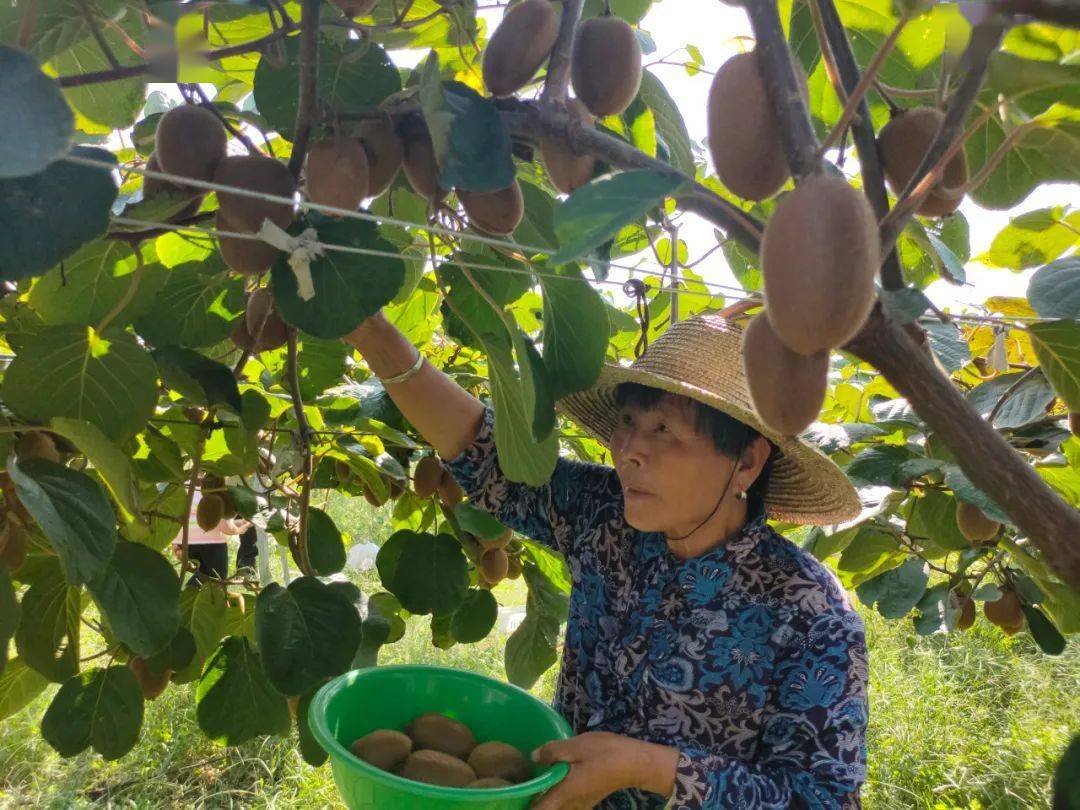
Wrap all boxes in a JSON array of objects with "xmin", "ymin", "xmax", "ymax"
[
  {"xmin": 255, "ymin": 578, "xmax": 362, "ymax": 696},
  {"xmin": 637, "ymin": 70, "xmax": 694, "ymax": 176},
  {"xmin": 943, "ymin": 466, "xmax": 1011, "ymax": 524},
  {"xmin": 454, "ymin": 502, "xmax": 506, "ymax": 541},
  {"xmin": 0, "ymin": 658, "xmax": 49, "ymax": 722},
  {"xmin": 539, "ymin": 263, "xmax": 608, "ymax": 400},
  {"xmin": 0, "ymin": 562, "xmax": 18, "ymax": 674},
  {"xmin": 1029, "ymin": 319, "xmax": 1080, "ymax": 410},
  {"xmin": 551, "ymin": 170, "xmax": 684, "ymax": 265},
  {"xmin": 845, "ymin": 445, "xmax": 942, "ymax": 488},
  {"xmin": 855, "ymin": 557, "xmax": 929, "ymax": 619},
  {"xmin": 134, "ymin": 261, "xmax": 245, "ymax": 348},
  {"xmin": 144, "ymin": 626, "xmax": 196, "ymax": 676},
  {"xmin": 0, "ymin": 45, "xmax": 73, "ymax": 178},
  {"xmin": 1028, "ymin": 257, "xmax": 1080, "ymax": 319},
  {"xmin": 515, "ymin": 181, "xmax": 559, "ymax": 252},
  {"xmin": 306, "ymin": 508, "xmax": 346, "ymax": 577},
  {"xmin": 837, "ymin": 526, "xmax": 902, "ymax": 574},
  {"xmin": 272, "ymin": 217, "xmax": 406, "ymax": 339},
  {"xmin": 296, "ymin": 685, "xmax": 329, "ymax": 766},
  {"xmin": 297, "ymin": 338, "xmax": 349, "ymax": 401},
  {"xmin": 196, "ymin": 636, "xmax": 291, "ymax": 746},
  {"xmin": 505, "ymin": 562, "xmax": 566, "ymax": 689},
  {"xmin": 377, "ymin": 530, "xmax": 469, "ymax": 616},
  {"xmin": 913, "ymin": 582, "xmax": 961, "ymax": 636},
  {"xmin": 981, "ymin": 207, "xmax": 1080, "ymax": 271},
  {"xmin": 173, "ymin": 584, "xmax": 228, "ymax": 683},
  {"xmin": 1, "ymin": 325, "xmax": 157, "ymax": 442},
  {"xmin": 41, "ymin": 666, "xmax": 144, "ymax": 760},
  {"xmin": 153, "ymin": 346, "xmax": 243, "ymax": 414},
  {"xmin": 905, "ymin": 491, "xmax": 970, "ymax": 555},
  {"xmin": 1021, "ymin": 604, "xmax": 1066, "ymax": 655},
  {"xmin": 87, "ymin": 541, "xmax": 180, "ymax": 658},
  {"xmin": 7, "ymin": 457, "xmax": 116, "ymax": 587},
  {"xmin": 0, "ymin": 146, "xmax": 117, "ymax": 281},
  {"xmin": 49, "ymin": 417, "xmax": 140, "ymax": 518},
  {"xmin": 522, "ymin": 541, "xmax": 572, "ymax": 595},
  {"xmin": 1052, "ymin": 733, "xmax": 1080, "ymax": 810},
  {"xmin": 804, "ymin": 525, "xmax": 861, "ymax": 561},
  {"xmin": 14, "ymin": 560, "xmax": 80, "ymax": 682},
  {"xmin": 965, "ymin": 370, "xmax": 1056, "ymax": 429},
  {"xmin": 450, "ymin": 588, "xmax": 498, "ymax": 643},
  {"xmin": 252, "ymin": 33, "xmax": 400, "ymax": 141},
  {"xmin": 923, "ymin": 320, "xmax": 971, "ymax": 373}
]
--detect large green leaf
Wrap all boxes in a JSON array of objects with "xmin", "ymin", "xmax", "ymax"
[
  {"xmin": 980, "ymin": 207, "xmax": 1080, "ymax": 271},
  {"xmin": 1021, "ymin": 604, "xmax": 1066, "ymax": 655},
  {"xmin": 539, "ymin": 263, "xmax": 608, "ymax": 400},
  {"xmin": 13, "ymin": 560, "xmax": 80, "ymax": 682},
  {"xmin": 1028, "ymin": 258, "xmax": 1080, "ymax": 319},
  {"xmin": 306, "ymin": 508, "xmax": 346, "ymax": 577},
  {"xmin": 0, "ymin": 45, "xmax": 73, "ymax": 178},
  {"xmin": 505, "ymin": 561, "xmax": 567, "ymax": 689},
  {"xmin": 153, "ymin": 347, "xmax": 243, "ymax": 414},
  {"xmin": 41, "ymin": 666, "xmax": 144, "ymax": 760},
  {"xmin": 297, "ymin": 338, "xmax": 349, "ymax": 401},
  {"xmin": 450, "ymin": 588, "xmax": 498, "ymax": 644},
  {"xmin": 87, "ymin": 541, "xmax": 180, "ymax": 658},
  {"xmin": 50, "ymin": 417, "xmax": 139, "ymax": 518},
  {"xmin": 7, "ymin": 457, "xmax": 116, "ymax": 587},
  {"xmin": 196, "ymin": 636, "xmax": 291, "ymax": 746},
  {"xmin": 252, "ymin": 32, "xmax": 401, "ymax": 140},
  {"xmin": 271, "ymin": 217, "xmax": 406, "ymax": 339},
  {"xmin": 1, "ymin": 325, "xmax": 157, "ymax": 442},
  {"xmin": 551, "ymin": 170, "xmax": 684, "ymax": 265},
  {"xmin": 966, "ymin": 370, "xmax": 1056, "ymax": 429},
  {"xmin": 0, "ymin": 562, "xmax": 18, "ymax": 674},
  {"xmin": 905, "ymin": 491, "xmax": 971, "ymax": 556},
  {"xmin": 376, "ymin": 530, "xmax": 469, "ymax": 616},
  {"xmin": 637, "ymin": 70, "xmax": 694, "ymax": 177},
  {"xmin": 254, "ymin": 578, "xmax": 362, "ymax": 696},
  {"xmin": 134, "ymin": 261, "xmax": 245, "ymax": 348},
  {"xmin": 173, "ymin": 584, "xmax": 228, "ymax": 684},
  {"xmin": 1029, "ymin": 319, "xmax": 1080, "ymax": 410},
  {"xmin": 855, "ymin": 557, "xmax": 929, "ymax": 619},
  {"xmin": 0, "ymin": 658, "xmax": 49, "ymax": 722},
  {"xmin": 0, "ymin": 146, "xmax": 117, "ymax": 281}
]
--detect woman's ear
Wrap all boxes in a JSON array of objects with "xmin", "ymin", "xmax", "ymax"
[{"xmin": 739, "ymin": 435, "xmax": 772, "ymax": 486}]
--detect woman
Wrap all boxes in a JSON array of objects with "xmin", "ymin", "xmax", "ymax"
[{"xmin": 346, "ymin": 312, "xmax": 868, "ymax": 808}]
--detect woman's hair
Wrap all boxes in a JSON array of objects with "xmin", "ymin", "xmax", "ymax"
[{"xmin": 612, "ymin": 382, "xmax": 777, "ymax": 518}]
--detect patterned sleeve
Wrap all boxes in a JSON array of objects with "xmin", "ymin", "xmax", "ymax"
[
  {"xmin": 668, "ymin": 608, "xmax": 869, "ymax": 809},
  {"xmin": 438, "ymin": 403, "xmax": 616, "ymax": 560}
]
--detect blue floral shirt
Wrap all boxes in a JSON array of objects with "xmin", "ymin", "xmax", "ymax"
[{"xmin": 441, "ymin": 405, "xmax": 868, "ymax": 808}]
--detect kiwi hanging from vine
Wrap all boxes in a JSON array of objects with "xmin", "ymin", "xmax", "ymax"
[
  {"xmin": 570, "ymin": 15, "xmax": 642, "ymax": 117},
  {"xmin": 196, "ymin": 493, "xmax": 225, "ymax": 532},
  {"xmin": 541, "ymin": 98, "xmax": 596, "ymax": 194},
  {"xmin": 213, "ymin": 154, "xmax": 296, "ymax": 233},
  {"xmin": 15, "ymin": 431, "xmax": 61, "ymax": 464},
  {"xmin": 244, "ymin": 288, "xmax": 289, "ymax": 352},
  {"xmin": 305, "ymin": 137, "xmax": 370, "ymax": 212},
  {"xmin": 457, "ymin": 181, "xmax": 524, "ymax": 236},
  {"xmin": 742, "ymin": 312, "xmax": 828, "ymax": 436},
  {"xmin": 413, "ymin": 455, "xmax": 445, "ymax": 499},
  {"xmin": 983, "ymin": 589, "xmax": 1024, "ymax": 635},
  {"xmin": 143, "ymin": 152, "xmax": 204, "ymax": 220},
  {"xmin": 360, "ymin": 117, "xmax": 404, "ymax": 197},
  {"xmin": 877, "ymin": 107, "xmax": 968, "ymax": 217},
  {"xmin": 155, "ymin": 104, "xmax": 227, "ymax": 185},
  {"xmin": 215, "ymin": 210, "xmax": 282, "ymax": 276},
  {"xmin": 956, "ymin": 500, "xmax": 1000, "ymax": 546},
  {"xmin": 482, "ymin": 0, "xmax": 560, "ymax": 98},
  {"xmin": 401, "ymin": 128, "xmax": 445, "ymax": 202}
]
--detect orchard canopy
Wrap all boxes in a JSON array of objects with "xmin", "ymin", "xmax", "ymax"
[{"xmin": 1, "ymin": 0, "xmax": 1079, "ymax": 765}]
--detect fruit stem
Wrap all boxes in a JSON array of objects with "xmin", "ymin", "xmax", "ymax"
[
  {"xmin": 285, "ymin": 330, "xmax": 316, "ymax": 577},
  {"xmin": 540, "ymin": 0, "xmax": 585, "ymax": 105},
  {"xmin": 179, "ymin": 430, "xmax": 207, "ymax": 574},
  {"xmin": 188, "ymin": 84, "xmax": 261, "ymax": 156},
  {"xmin": 288, "ymin": 0, "xmax": 322, "ymax": 179}
]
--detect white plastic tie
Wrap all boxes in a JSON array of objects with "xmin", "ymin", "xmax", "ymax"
[{"xmin": 257, "ymin": 220, "xmax": 322, "ymax": 301}]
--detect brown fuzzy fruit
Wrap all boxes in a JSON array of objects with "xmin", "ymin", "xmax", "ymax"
[
  {"xmin": 506, "ymin": 554, "xmax": 523, "ymax": 580},
  {"xmin": 129, "ymin": 656, "xmax": 172, "ymax": 700},
  {"xmin": 400, "ymin": 749, "xmax": 477, "ymax": 787},
  {"xmin": 329, "ymin": 0, "xmax": 377, "ymax": 16},
  {"xmin": 955, "ymin": 594, "xmax": 976, "ymax": 631},
  {"xmin": 360, "ymin": 118, "xmax": 405, "ymax": 197},
  {"xmin": 742, "ymin": 312, "xmax": 828, "ymax": 436},
  {"xmin": 0, "ymin": 516, "xmax": 27, "ymax": 570},
  {"xmin": 467, "ymin": 741, "xmax": 530, "ymax": 783},
  {"xmin": 708, "ymin": 51, "xmax": 807, "ymax": 201},
  {"xmin": 480, "ymin": 548, "xmax": 509, "ymax": 586},
  {"xmin": 541, "ymin": 98, "xmax": 596, "ymax": 193},
  {"xmin": 1069, "ymin": 412, "xmax": 1080, "ymax": 438},
  {"xmin": 479, "ymin": 527, "xmax": 512, "ymax": 551},
  {"xmin": 363, "ymin": 482, "xmax": 389, "ymax": 508},
  {"xmin": 458, "ymin": 180, "xmax": 524, "ymax": 236},
  {"xmin": 878, "ymin": 107, "xmax": 968, "ymax": 217},
  {"xmin": 570, "ymin": 15, "xmax": 642, "ymax": 117},
  {"xmin": 468, "ymin": 777, "xmax": 514, "ymax": 788},
  {"xmin": 196, "ymin": 493, "xmax": 225, "ymax": 531},
  {"xmin": 350, "ymin": 729, "xmax": 413, "ymax": 771},
  {"xmin": 143, "ymin": 152, "xmax": 204, "ymax": 219},
  {"xmin": 984, "ymin": 589, "xmax": 1024, "ymax": 635},
  {"xmin": 956, "ymin": 500, "xmax": 1000, "ymax": 546},
  {"xmin": 402, "ymin": 130, "xmax": 444, "ymax": 202},
  {"xmin": 406, "ymin": 712, "xmax": 477, "ymax": 760},
  {"xmin": 245, "ymin": 288, "xmax": 289, "ymax": 351},
  {"xmin": 215, "ymin": 210, "xmax": 282, "ymax": 276},
  {"xmin": 305, "ymin": 138, "xmax": 370, "ymax": 211},
  {"xmin": 482, "ymin": 0, "xmax": 560, "ymax": 98},
  {"xmin": 388, "ymin": 478, "xmax": 405, "ymax": 500},
  {"xmin": 15, "ymin": 431, "xmax": 61, "ymax": 464},
  {"xmin": 155, "ymin": 105, "xmax": 227, "ymax": 185},
  {"xmin": 438, "ymin": 473, "xmax": 465, "ymax": 508},
  {"xmin": 335, "ymin": 459, "xmax": 354, "ymax": 484},
  {"xmin": 761, "ymin": 174, "xmax": 879, "ymax": 355},
  {"xmin": 414, "ymin": 455, "xmax": 446, "ymax": 499},
  {"xmin": 213, "ymin": 154, "xmax": 296, "ymax": 233}
]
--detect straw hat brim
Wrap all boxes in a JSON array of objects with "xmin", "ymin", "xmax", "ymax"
[{"xmin": 555, "ymin": 363, "xmax": 861, "ymax": 526}]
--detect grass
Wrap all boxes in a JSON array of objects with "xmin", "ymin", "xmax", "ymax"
[{"xmin": 0, "ymin": 495, "xmax": 1076, "ymax": 808}]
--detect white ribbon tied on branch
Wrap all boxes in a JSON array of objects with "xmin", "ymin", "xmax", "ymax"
[{"xmin": 256, "ymin": 219, "xmax": 322, "ymax": 301}]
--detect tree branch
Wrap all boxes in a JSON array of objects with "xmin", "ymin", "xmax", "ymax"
[
  {"xmin": 288, "ymin": 0, "xmax": 322, "ymax": 178},
  {"xmin": 285, "ymin": 330, "xmax": 315, "ymax": 577},
  {"xmin": 812, "ymin": 0, "xmax": 905, "ymax": 290},
  {"xmin": 540, "ymin": 0, "xmax": 584, "ymax": 104},
  {"xmin": 76, "ymin": 0, "xmax": 121, "ymax": 70},
  {"xmin": 743, "ymin": 0, "xmax": 822, "ymax": 180}
]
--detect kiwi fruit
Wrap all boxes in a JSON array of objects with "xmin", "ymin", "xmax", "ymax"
[
  {"xmin": 360, "ymin": 118, "xmax": 404, "ymax": 197},
  {"xmin": 0, "ymin": 515, "xmax": 27, "ymax": 570},
  {"xmin": 570, "ymin": 15, "xmax": 642, "ymax": 117},
  {"xmin": 143, "ymin": 152, "xmax": 204, "ymax": 219},
  {"xmin": 414, "ymin": 455, "xmax": 446, "ymax": 499},
  {"xmin": 458, "ymin": 181, "xmax": 524, "ymax": 236},
  {"xmin": 129, "ymin": 656, "xmax": 171, "ymax": 700},
  {"xmin": 956, "ymin": 500, "xmax": 1000, "ymax": 546},
  {"xmin": 15, "ymin": 431, "xmax": 61, "ymax": 464},
  {"xmin": 479, "ymin": 526, "xmax": 512, "ymax": 551},
  {"xmin": 955, "ymin": 594, "xmax": 976, "ymax": 631},
  {"xmin": 506, "ymin": 553, "xmax": 523, "ymax": 580},
  {"xmin": 215, "ymin": 210, "xmax": 279, "ymax": 276},
  {"xmin": 400, "ymin": 749, "xmax": 477, "ymax": 787},
  {"xmin": 213, "ymin": 154, "xmax": 296, "ymax": 234},
  {"xmin": 155, "ymin": 105, "xmax": 227, "ymax": 185},
  {"xmin": 245, "ymin": 288, "xmax": 289, "ymax": 351},
  {"xmin": 541, "ymin": 98, "xmax": 596, "ymax": 194},
  {"xmin": 388, "ymin": 478, "xmax": 405, "ymax": 500},
  {"xmin": 878, "ymin": 107, "xmax": 968, "ymax": 217},
  {"xmin": 708, "ymin": 51, "xmax": 807, "ymax": 201},
  {"xmin": 350, "ymin": 729, "xmax": 413, "ymax": 771},
  {"xmin": 305, "ymin": 137, "xmax": 370, "ymax": 211},
  {"xmin": 407, "ymin": 712, "xmax": 476, "ymax": 760},
  {"xmin": 742, "ymin": 312, "xmax": 828, "ymax": 436},
  {"xmin": 402, "ymin": 129, "xmax": 444, "ymax": 202},
  {"xmin": 761, "ymin": 174, "xmax": 879, "ymax": 356},
  {"xmin": 335, "ymin": 459, "xmax": 354, "ymax": 484},
  {"xmin": 196, "ymin": 493, "xmax": 225, "ymax": 532},
  {"xmin": 983, "ymin": 589, "xmax": 1024, "ymax": 635},
  {"xmin": 482, "ymin": 0, "xmax": 560, "ymax": 98},
  {"xmin": 363, "ymin": 482, "xmax": 389, "ymax": 508},
  {"xmin": 468, "ymin": 777, "xmax": 514, "ymax": 788},
  {"xmin": 480, "ymin": 548, "xmax": 509, "ymax": 587},
  {"xmin": 438, "ymin": 473, "xmax": 465, "ymax": 508},
  {"xmin": 467, "ymin": 741, "xmax": 530, "ymax": 783},
  {"xmin": 329, "ymin": 0, "xmax": 377, "ymax": 16},
  {"xmin": 1069, "ymin": 412, "xmax": 1080, "ymax": 438}
]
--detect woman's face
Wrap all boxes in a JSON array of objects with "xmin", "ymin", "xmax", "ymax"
[{"xmin": 610, "ymin": 394, "xmax": 748, "ymax": 536}]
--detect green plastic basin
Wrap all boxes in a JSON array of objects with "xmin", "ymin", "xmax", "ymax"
[{"xmin": 309, "ymin": 664, "xmax": 572, "ymax": 809}]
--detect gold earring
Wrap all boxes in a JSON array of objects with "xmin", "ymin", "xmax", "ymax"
[{"xmin": 736, "ymin": 490, "xmax": 748, "ymax": 501}]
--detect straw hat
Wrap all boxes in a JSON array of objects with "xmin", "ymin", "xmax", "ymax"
[{"xmin": 555, "ymin": 313, "xmax": 860, "ymax": 525}]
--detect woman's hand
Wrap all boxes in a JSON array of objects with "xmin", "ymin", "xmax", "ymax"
[{"xmin": 529, "ymin": 731, "xmax": 679, "ymax": 809}]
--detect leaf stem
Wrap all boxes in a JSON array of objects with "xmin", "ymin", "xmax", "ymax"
[
  {"xmin": 94, "ymin": 250, "xmax": 144, "ymax": 333},
  {"xmin": 288, "ymin": 0, "xmax": 322, "ymax": 179},
  {"xmin": 540, "ymin": 0, "xmax": 584, "ymax": 104}
]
